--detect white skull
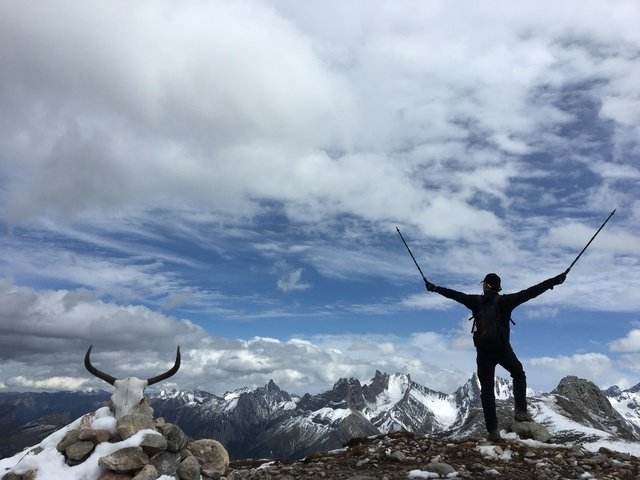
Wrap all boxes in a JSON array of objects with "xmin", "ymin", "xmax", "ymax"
[
  {"xmin": 111, "ymin": 377, "xmax": 149, "ymax": 418},
  {"xmin": 84, "ymin": 345, "xmax": 181, "ymax": 418}
]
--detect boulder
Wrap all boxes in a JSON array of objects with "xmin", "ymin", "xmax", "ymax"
[
  {"xmin": 424, "ymin": 462, "xmax": 456, "ymax": 476},
  {"xmin": 188, "ymin": 439, "xmax": 229, "ymax": 477},
  {"xmin": 150, "ymin": 451, "xmax": 181, "ymax": 476},
  {"xmin": 65, "ymin": 441, "xmax": 95, "ymax": 463},
  {"xmin": 140, "ymin": 433, "xmax": 168, "ymax": 456},
  {"xmin": 177, "ymin": 455, "xmax": 201, "ymax": 480},
  {"xmin": 116, "ymin": 414, "xmax": 156, "ymax": 440},
  {"xmin": 97, "ymin": 473, "xmax": 133, "ymax": 480},
  {"xmin": 1, "ymin": 473, "xmax": 23, "ymax": 480},
  {"xmin": 130, "ymin": 399, "xmax": 154, "ymax": 418},
  {"xmin": 2, "ymin": 471, "xmax": 37, "ymax": 480},
  {"xmin": 509, "ymin": 421, "xmax": 552, "ymax": 442},
  {"xmin": 131, "ymin": 464, "xmax": 159, "ymax": 480},
  {"xmin": 98, "ymin": 447, "xmax": 150, "ymax": 472},
  {"xmin": 158, "ymin": 423, "xmax": 188, "ymax": 452},
  {"xmin": 56, "ymin": 429, "xmax": 80, "ymax": 452},
  {"xmin": 79, "ymin": 428, "xmax": 112, "ymax": 443}
]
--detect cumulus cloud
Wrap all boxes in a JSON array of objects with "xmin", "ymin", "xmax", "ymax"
[
  {"xmin": 9, "ymin": 376, "xmax": 89, "ymax": 391},
  {"xmin": 528, "ymin": 353, "xmax": 620, "ymax": 387},
  {"xmin": 609, "ymin": 329, "xmax": 640, "ymax": 353},
  {"xmin": 2, "ymin": 0, "xmax": 637, "ymax": 241},
  {"xmin": 0, "ymin": 1, "xmax": 639, "ymax": 397},
  {"xmin": 0, "ymin": 279, "xmax": 205, "ymax": 360}
]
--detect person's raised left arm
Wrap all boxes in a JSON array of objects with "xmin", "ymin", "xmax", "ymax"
[{"xmin": 503, "ymin": 272, "xmax": 566, "ymax": 309}]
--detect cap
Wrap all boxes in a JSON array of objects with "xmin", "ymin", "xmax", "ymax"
[{"xmin": 482, "ymin": 273, "xmax": 502, "ymax": 292}]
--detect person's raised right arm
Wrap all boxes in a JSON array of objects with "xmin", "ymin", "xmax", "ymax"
[{"xmin": 426, "ymin": 280, "xmax": 477, "ymax": 310}]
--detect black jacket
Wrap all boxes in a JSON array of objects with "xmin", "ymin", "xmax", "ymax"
[{"xmin": 433, "ymin": 276, "xmax": 558, "ymax": 348}]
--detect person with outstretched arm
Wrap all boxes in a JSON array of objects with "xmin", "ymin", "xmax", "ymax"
[{"xmin": 425, "ymin": 272, "xmax": 566, "ymax": 442}]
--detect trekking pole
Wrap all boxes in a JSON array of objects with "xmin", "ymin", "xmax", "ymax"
[
  {"xmin": 564, "ymin": 209, "xmax": 616, "ymax": 275},
  {"xmin": 396, "ymin": 226, "xmax": 429, "ymax": 285}
]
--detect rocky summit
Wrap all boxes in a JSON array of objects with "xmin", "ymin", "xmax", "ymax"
[{"xmin": 228, "ymin": 431, "xmax": 640, "ymax": 480}]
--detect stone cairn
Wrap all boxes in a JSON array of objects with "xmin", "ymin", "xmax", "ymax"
[{"xmin": 3, "ymin": 399, "xmax": 229, "ymax": 480}]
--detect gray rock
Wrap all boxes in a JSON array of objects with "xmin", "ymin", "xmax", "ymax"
[
  {"xmin": 177, "ymin": 455, "xmax": 201, "ymax": 480},
  {"xmin": 552, "ymin": 376, "xmax": 635, "ymax": 439},
  {"xmin": 97, "ymin": 472, "xmax": 133, "ymax": 480},
  {"xmin": 158, "ymin": 423, "xmax": 188, "ymax": 452},
  {"xmin": 131, "ymin": 464, "xmax": 159, "ymax": 480},
  {"xmin": 116, "ymin": 414, "xmax": 156, "ymax": 440},
  {"xmin": 56, "ymin": 429, "xmax": 80, "ymax": 452},
  {"xmin": 510, "ymin": 421, "xmax": 552, "ymax": 442},
  {"xmin": 65, "ymin": 441, "xmax": 95, "ymax": 463},
  {"xmin": 150, "ymin": 451, "xmax": 181, "ymax": 476},
  {"xmin": 1, "ymin": 473, "xmax": 23, "ymax": 480},
  {"xmin": 187, "ymin": 439, "xmax": 229, "ymax": 477},
  {"xmin": 130, "ymin": 399, "xmax": 154, "ymax": 418},
  {"xmin": 424, "ymin": 462, "xmax": 456, "ymax": 476},
  {"xmin": 98, "ymin": 447, "xmax": 150, "ymax": 472},
  {"xmin": 179, "ymin": 448, "xmax": 193, "ymax": 460},
  {"xmin": 79, "ymin": 428, "xmax": 112, "ymax": 443},
  {"xmin": 140, "ymin": 433, "xmax": 167, "ymax": 456},
  {"xmin": 387, "ymin": 450, "xmax": 407, "ymax": 462}
]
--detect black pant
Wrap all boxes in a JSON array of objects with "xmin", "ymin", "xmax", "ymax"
[{"xmin": 476, "ymin": 343, "xmax": 527, "ymax": 432}]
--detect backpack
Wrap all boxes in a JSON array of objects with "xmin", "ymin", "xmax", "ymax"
[{"xmin": 469, "ymin": 294, "xmax": 513, "ymax": 348}]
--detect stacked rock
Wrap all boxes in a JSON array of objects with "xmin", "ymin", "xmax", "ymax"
[
  {"xmin": 77, "ymin": 401, "xmax": 227, "ymax": 480},
  {"xmin": 3, "ymin": 400, "xmax": 229, "ymax": 480}
]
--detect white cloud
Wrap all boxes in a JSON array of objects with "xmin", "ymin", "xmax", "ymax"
[
  {"xmin": 277, "ymin": 268, "xmax": 311, "ymax": 292},
  {"xmin": 609, "ymin": 329, "xmax": 640, "ymax": 353},
  {"xmin": 0, "ymin": 1, "xmax": 639, "ymax": 398},
  {"xmin": 528, "ymin": 353, "xmax": 619, "ymax": 387},
  {"xmin": 9, "ymin": 376, "xmax": 89, "ymax": 391},
  {"xmin": 2, "ymin": 0, "xmax": 637, "ymax": 244},
  {"xmin": 401, "ymin": 293, "xmax": 456, "ymax": 311}
]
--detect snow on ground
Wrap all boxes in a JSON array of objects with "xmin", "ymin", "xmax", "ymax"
[
  {"xmin": 476, "ymin": 445, "xmax": 513, "ymax": 461},
  {"xmin": 583, "ymin": 439, "xmax": 640, "ymax": 457},
  {"xmin": 407, "ymin": 470, "xmax": 439, "ymax": 479},
  {"xmin": 0, "ymin": 408, "xmax": 166, "ymax": 480},
  {"xmin": 501, "ymin": 432, "xmax": 568, "ymax": 450},
  {"xmin": 90, "ymin": 406, "xmax": 116, "ymax": 433}
]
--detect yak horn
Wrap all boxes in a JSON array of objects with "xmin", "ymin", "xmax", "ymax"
[
  {"xmin": 84, "ymin": 345, "xmax": 116, "ymax": 385},
  {"xmin": 147, "ymin": 346, "xmax": 181, "ymax": 386}
]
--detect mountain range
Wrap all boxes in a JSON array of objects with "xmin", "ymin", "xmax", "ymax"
[{"xmin": 1, "ymin": 372, "xmax": 639, "ymax": 460}]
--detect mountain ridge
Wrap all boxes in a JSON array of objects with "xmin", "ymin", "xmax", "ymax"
[{"xmin": 1, "ymin": 373, "xmax": 639, "ymax": 460}]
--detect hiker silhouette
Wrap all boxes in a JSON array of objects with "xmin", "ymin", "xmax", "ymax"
[{"xmin": 425, "ymin": 272, "xmax": 566, "ymax": 441}]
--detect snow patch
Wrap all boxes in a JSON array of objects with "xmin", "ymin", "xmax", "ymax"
[
  {"xmin": 475, "ymin": 445, "xmax": 512, "ymax": 461},
  {"xmin": 2, "ymin": 425, "xmax": 156, "ymax": 480},
  {"xmin": 583, "ymin": 439, "xmax": 640, "ymax": 458},
  {"xmin": 408, "ymin": 470, "xmax": 440, "ymax": 479},
  {"xmin": 409, "ymin": 388, "xmax": 458, "ymax": 429},
  {"xmin": 313, "ymin": 407, "xmax": 352, "ymax": 422}
]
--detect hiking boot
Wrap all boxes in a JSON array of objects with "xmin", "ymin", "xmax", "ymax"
[
  {"xmin": 487, "ymin": 429, "xmax": 501, "ymax": 442},
  {"xmin": 514, "ymin": 410, "xmax": 534, "ymax": 422}
]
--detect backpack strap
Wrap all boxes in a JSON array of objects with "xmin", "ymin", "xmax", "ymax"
[{"xmin": 468, "ymin": 315, "xmax": 476, "ymax": 333}]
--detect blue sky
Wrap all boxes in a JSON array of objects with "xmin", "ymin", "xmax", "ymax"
[{"xmin": 0, "ymin": 1, "xmax": 639, "ymax": 395}]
